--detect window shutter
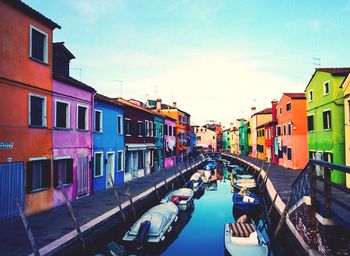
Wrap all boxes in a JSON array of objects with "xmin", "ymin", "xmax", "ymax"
[
  {"xmin": 43, "ymin": 159, "xmax": 51, "ymax": 188},
  {"xmin": 53, "ymin": 160, "xmax": 59, "ymax": 188},
  {"xmin": 67, "ymin": 159, "xmax": 73, "ymax": 184},
  {"xmin": 26, "ymin": 161, "xmax": 34, "ymax": 193}
]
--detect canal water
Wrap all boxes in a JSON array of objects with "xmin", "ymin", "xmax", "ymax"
[{"xmin": 90, "ymin": 162, "xmax": 272, "ymax": 256}]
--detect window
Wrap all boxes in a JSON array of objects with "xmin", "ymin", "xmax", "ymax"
[
  {"xmin": 117, "ymin": 115, "xmax": 123, "ymax": 134},
  {"xmin": 286, "ymin": 102, "xmax": 291, "ymax": 111},
  {"xmin": 150, "ymin": 121, "xmax": 153, "ymax": 137},
  {"xmin": 197, "ymin": 136, "xmax": 201, "ymax": 141},
  {"xmin": 307, "ymin": 115, "xmax": 314, "ymax": 131},
  {"xmin": 309, "ymin": 150, "xmax": 315, "ymax": 160},
  {"xmin": 309, "ymin": 90, "xmax": 314, "ymax": 101},
  {"xmin": 55, "ymin": 100, "xmax": 69, "ymax": 128},
  {"xmin": 323, "ymin": 152, "xmax": 333, "ymax": 163},
  {"xmin": 29, "ymin": 94, "xmax": 46, "ymax": 127},
  {"xmin": 94, "ymin": 152, "xmax": 103, "ymax": 177},
  {"xmin": 77, "ymin": 105, "xmax": 88, "ymax": 130},
  {"xmin": 160, "ymin": 124, "xmax": 163, "ymax": 136},
  {"xmin": 287, "ymin": 148, "xmax": 292, "ymax": 160},
  {"xmin": 30, "ymin": 25, "xmax": 48, "ymax": 63},
  {"xmin": 324, "ymin": 81, "xmax": 330, "ymax": 95},
  {"xmin": 164, "ymin": 124, "xmax": 168, "ymax": 136},
  {"xmin": 323, "ymin": 110, "xmax": 332, "ymax": 129},
  {"xmin": 145, "ymin": 120, "xmax": 149, "ymax": 137},
  {"xmin": 26, "ymin": 159, "xmax": 51, "ymax": 193},
  {"xmin": 277, "ymin": 126, "xmax": 281, "ymax": 136},
  {"xmin": 173, "ymin": 127, "xmax": 176, "ymax": 136},
  {"xmin": 213, "ymin": 136, "xmax": 215, "ymax": 139},
  {"xmin": 138, "ymin": 151, "xmax": 144, "ymax": 169},
  {"xmin": 288, "ymin": 123, "xmax": 292, "ymax": 135},
  {"xmin": 94, "ymin": 110, "xmax": 102, "ymax": 132},
  {"xmin": 227, "ymin": 137, "xmax": 230, "ymax": 141},
  {"xmin": 283, "ymin": 124, "xmax": 286, "ymax": 135},
  {"xmin": 117, "ymin": 151, "xmax": 123, "ymax": 172},
  {"xmin": 279, "ymin": 107, "xmax": 282, "ymax": 115},
  {"xmin": 138, "ymin": 121, "xmax": 143, "ymax": 136},
  {"xmin": 53, "ymin": 158, "xmax": 73, "ymax": 188},
  {"xmin": 125, "ymin": 118, "xmax": 131, "ymax": 135}
]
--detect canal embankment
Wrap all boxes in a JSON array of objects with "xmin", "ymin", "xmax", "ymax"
[{"xmin": 0, "ymin": 156, "xmax": 205, "ymax": 256}]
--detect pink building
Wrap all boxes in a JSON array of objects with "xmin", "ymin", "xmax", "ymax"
[{"xmin": 164, "ymin": 117, "xmax": 176, "ymax": 167}]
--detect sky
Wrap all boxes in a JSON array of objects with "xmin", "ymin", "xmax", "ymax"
[{"xmin": 25, "ymin": 0, "xmax": 350, "ymax": 128}]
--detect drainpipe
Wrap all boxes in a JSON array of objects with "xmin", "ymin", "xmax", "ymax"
[{"xmin": 91, "ymin": 92, "xmax": 96, "ymax": 194}]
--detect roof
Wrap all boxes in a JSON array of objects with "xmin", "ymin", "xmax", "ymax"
[
  {"xmin": 283, "ymin": 93, "xmax": 306, "ymax": 100},
  {"xmin": 95, "ymin": 93, "xmax": 123, "ymax": 108},
  {"xmin": 53, "ymin": 73, "xmax": 96, "ymax": 92},
  {"xmin": 114, "ymin": 97, "xmax": 154, "ymax": 114},
  {"xmin": 4, "ymin": 0, "xmax": 61, "ymax": 29},
  {"xmin": 159, "ymin": 103, "xmax": 191, "ymax": 116},
  {"xmin": 305, "ymin": 67, "xmax": 350, "ymax": 91},
  {"xmin": 53, "ymin": 42, "xmax": 75, "ymax": 60},
  {"xmin": 252, "ymin": 108, "xmax": 272, "ymax": 117}
]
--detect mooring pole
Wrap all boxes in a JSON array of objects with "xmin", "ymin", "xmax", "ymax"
[
  {"xmin": 59, "ymin": 181, "xmax": 86, "ymax": 249},
  {"xmin": 125, "ymin": 186, "xmax": 136, "ymax": 218},
  {"xmin": 109, "ymin": 174, "xmax": 127, "ymax": 225},
  {"xmin": 162, "ymin": 169, "xmax": 168, "ymax": 191},
  {"xmin": 150, "ymin": 173, "xmax": 160, "ymax": 200},
  {"xmin": 16, "ymin": 198, "xmax": 40, "ymax": 256}
]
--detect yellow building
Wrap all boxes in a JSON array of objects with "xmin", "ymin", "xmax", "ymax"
[
  {"xmin": 248, "ymin": 119, "xmax": 253, "ymax": 156},
  {"xmin": 256, "ymin": 125, "xmax": 266, "ymax": 160},
  {"xmin": 343, "ymin": 74, "xmax": 350, "ymax": 188},
  {"xmin": 229, "ymin": 124, "xmax": 239, "ymax": 154}
]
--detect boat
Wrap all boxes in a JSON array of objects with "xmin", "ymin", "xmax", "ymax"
[
  {"xmin": 197, "ymin": 169, "xmax": 212, "ymax": 183},
  {"xmin": 205, "ymin": 160, "xmax": 217, "ymax": 170},
  {"xmin": 224, "ymin": 222, "xmax": 268, "ymax": 256},
  {"xmin": 161, "ymin": 188, "xmax": 194, "ymax": 211},
  {"xmin": 236, "ymin": 174, "xmax": 253, "ymax": 180},
  {"xmin": 231, "ymin": 174, "xmax": 256, "ymax": 192},
  {"xmin": 184, "ymin": 178, "xmax": 205, "ymax": 197},
  {"xmin": 232, "ymin": 190, "xmax": 261, "ymax": 219},
  {"xmin": 123, "ymin": 202, "xmax": 178, "ymax": 246}
]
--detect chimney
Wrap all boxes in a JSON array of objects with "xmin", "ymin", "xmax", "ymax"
[
  {"xmin": 156, "ymin": 98, "xmax": 162, "ymax": 112},
  {"xmin": 271, "ymin": 99, "xmax": 278, "ymax": 122},
  {"xmin": 251, "ymin": 107, "xmax": 256, "ymax": 115},
  {"xmin": 173, "ymin": 102, "xmax": 177, "ymax": 108}
]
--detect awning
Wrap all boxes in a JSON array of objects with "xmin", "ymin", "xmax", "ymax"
[{"xmin": 125, "ymin": 143, "xmax": 146, "ymax": 151}]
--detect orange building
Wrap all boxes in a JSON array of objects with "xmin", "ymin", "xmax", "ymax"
[
  {"xmin": 0, "ymin": 1, "xmax": 60, "ymax": 215},
  {"xmin": 276, "ymin": 93, "xmax": 308, "ymax": 170}
]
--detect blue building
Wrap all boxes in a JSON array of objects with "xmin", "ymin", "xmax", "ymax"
[
  {"xmin": 154, "ymin": 113, "xmax": 164, "ymax": 172},
  {"xmin": 190, "ymin": 131, "xmax": 196, "ymax": 155},
  {"xmin": 93, "ymin": 94, "xmax": 124, "ymax": 192}
]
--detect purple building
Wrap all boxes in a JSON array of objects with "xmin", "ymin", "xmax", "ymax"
[
  {"xmin": 52, "ymin": 43, "xmax": 95, "ymax": 206},
  {"xmin": 164, "ymin": 117, "xmax": 176, "ymax": 168}
]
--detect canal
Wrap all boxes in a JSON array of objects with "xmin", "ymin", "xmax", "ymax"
[{"xmin": 88, "ymin": 162, "xmax": 273, "ymax": 256}]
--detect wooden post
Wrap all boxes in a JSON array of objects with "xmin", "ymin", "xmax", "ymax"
[
  {"xmin": 16, "ymin": 198, "xmax": 40, "ymax": 256},
  {"xmin": 150, "ymin": 172, "xmax": 160, "ymax": 200},
  {"xmin": 60, "ymin": 181, "xmax": 86, "ymax": 249},
  {"xmin": 324, "ymin": 167, "xmax": 332, "ymax": 218},
  {"xmin": 268, "ymin": 193, "xmax": 278, "ymax": 217},
  {"xmin": 271, "ymin": 194, "xmax": 293, "ymax": 245},
  {"xmin": 310, "ymin": 163, "xmax": 317, "ymax": 206},
  {"xmin": 125, "ymin": 187, "xmax": 136, "ymax": 218},
  {"xmin": 109, "ymin": 174, "xmax": 127, "ymax": 225},
  {"xmin": 162, "ymin": 169, "xmax": 168, "ymax": 191}
]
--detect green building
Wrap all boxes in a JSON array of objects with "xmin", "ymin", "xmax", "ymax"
[
  {"xmin": 238, "ymin": 119, "xmax": 249, "ymax": 156},
  {"xmin": 305, "ymin": 67, "xmax": 350, "ymax": 185},
  {"xmin": 222, "ymin": 129, "xmax": 230, "ymax": 151}
]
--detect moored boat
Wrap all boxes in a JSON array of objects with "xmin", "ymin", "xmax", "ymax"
[
  {"xmin": 224, "ymin": 222, "xmax": 268, "ymax": 256},
  {"xmin": 161, "ymin": 188, "xmax": 194, "ymax": 211},
  {"xmin": 232, "ymin": 191, "xmax": 261, "ymax": 219},
  {"xmin": 123, "ymin": 202, "xmax": 178, "ymax": 246},
  {"xmin": 184, "ymin": 178, "xmax": 205, "ymax": 198}
]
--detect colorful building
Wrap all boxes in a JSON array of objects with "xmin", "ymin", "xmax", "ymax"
[
  {"xmin": 115, "ymin": 98, "xmax": 155, "ymax": 182},
  {"xmin": 93, "ymin": 94, "xmax": 124, "ymax": 192},
  {"xmin": 276, "ymin": 93, "xmax": 307, "ymax": 170},
  {"xmin": 306, "ymin": 68, "xmax": 350, "ymax": 184},
  {"xmin": 256, "ymin": 124, "xmax": 266, "ymax": 160},
  {"xmin": 163, "ymin": 117, "xmax": 176, "ymax": 168},
  {"xmin": 192, "ymin": 125, "xmax": 217, "ymax": 153},
  {"xmin": 0, "ymin": 1, "xmax": 60, "ymax": 215},
  {"xmin": 263, "ymin": 121, "xmax": 275, "ymax": 162},
  {"xmin": 153, "ymin": 113, "xmax": 164, "ymax": 172},
  {"xmin": 204, "ymin": 122, "xmax": 222, "ymax": 152},
  {"xmin": 229, "ymin": 124, "xmax": 239, "ymax": 155},
  {"xmin": 270, "ymin": 100, "xmax": 279, "ymax": 165},
  {"xmin": 343, "ymin": 74, "xmax": 350, "ymax": 188},
  {"xmin": 238, "ymin": 119, "xmax": 249, "ymax": 156},
  {"xmin": 52, "ymin": 43, "xmax": 95, "ymax": 206},
  {"xmin": 222, "ymin": 129, "xmax": 230, "ymax": 151},
  {"xmin": 251, "ymin": 108, "xmax": 272, "ymax": 158}
]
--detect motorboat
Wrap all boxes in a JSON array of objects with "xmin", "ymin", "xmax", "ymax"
[
  {"xmin": 184, "ymin": 178, "xmax": 204, "ymax": 197},
  {"xmin": 236, "ymin": 174, "xmax": 253, "ymax": 180},
  {"xmin": 123, "ymin": 202, "xmax": 178, "ymax": 246},
  {"xmin": 232, "ymin": 190, "xmax": 261, "ymax": 219},
  {"xmin": 224, "ymin": 222, "xmax": 268, "ymax": 256},
  {"xmin": 197, "ymin": 169, "xmax": 212, "ymax": 183},
  {"xmin": 205, "ymin": 160, "xmax": 217, "ymax": 170},
  {"xmin": 161, "ymin": 188, "xmax": 194, "ymax": 211},
  {"xmin": 231, "ymin": 175, "xmax": 256, "ymax": 191}
]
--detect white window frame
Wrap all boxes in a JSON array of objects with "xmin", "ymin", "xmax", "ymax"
[
  {"xmin": 117, "ymin": 115, "xmax": 123, "ymax": 135},
  {"xmin": 283, "ymin": 124, "xmax": 286, "ymax": 135},
  {"xmin": 29, "ymin": 93, "xmax": 47, "ymax": 127},
  {"xmin": 94, "ymin": 152, "xmax": 104, "ymax": 177},
  {"xmin": 323, "ymin": 109, "xmax": 332, "ymax": 130},
  {"xmin": 145, "ymin": 120, "xmax": 150, "ymax": 137},
  {"xmin": 287, "ymin": 122, "xmax": 292, "ymax": 135},
  {"xmin": 279, "ymin": 106, "xmax": 282, "ymax": 115},
  {"xmin": 160, "ymin": 124, "xmax": 163, "ymax": 137},
  {"xmin": 138, "ymin": 120, "xmax": 143, "ymax": 137},
  {"xmin": 309, "ymin": 90, "xmax": 314, "ymax": 102},
  {"xmin": 150, "ymin": 121, "xmax": 154, "ymax": 137},
  {"xmin": 117, "ymin": 150, "xmax": 124, "ymax": 172},
  {"xmin": 94, "ymin": 109, "xmax": 103, "ymax": 132},
  {"xmin": 55, "ymin": 99, "xmax": 70, "ymax": 129},
  {"xmin": 29, "ymin": 25, "xmax": 48, "ymax": 64},
  {"xmin": 125, "ymin": 118, "xmax": 131, "ymax": 136},
  {"xmin": 323, "ymin": 80, "xmax": 330, "ymax": 96},
  {"xmin": 286, "ymin": 102, "xmax": 291, "ymax": 112},
  {"xmin": 77, "ymin": 104, "xmax": 89, "ymax": 130}
]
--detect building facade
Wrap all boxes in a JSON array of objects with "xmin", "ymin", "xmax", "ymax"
[
  {"xmin": 153, "ymin": 113, "xmax": 164, "ymax": 172},
  {"xmin": 192, "ymin": 126, "xmax": 217, "ymax": 153}
]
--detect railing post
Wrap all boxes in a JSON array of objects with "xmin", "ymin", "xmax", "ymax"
[
  {"xmin": 324, "ymin": 166, "xmax": 332, "ymax": 218},
  {"xmin": 310, "ymin": 163, "xmax": 317, "ymax": 206}
]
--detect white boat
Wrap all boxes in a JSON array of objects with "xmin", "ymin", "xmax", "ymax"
[
  {"xmin": 123, "ymin": 202, "xmax": 178, "ymax": 245},
  {"xmin": 161, "ymin": 188, "xmax": 194, "ymax": 211},
  {"xmin": 224, "ymin": 222, "xmax": 268, "ymax": 256}
]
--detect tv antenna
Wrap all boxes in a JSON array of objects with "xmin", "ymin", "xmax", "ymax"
[{"xmin": 312, "ymin": 57, "xmax": 321, "ymax": 67}]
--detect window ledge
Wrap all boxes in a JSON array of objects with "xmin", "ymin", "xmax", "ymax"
[
  {"xmin": 54, "ymin": 127, "xmax": 72, "ymax": 131},
  {"xmin": 117, "ymin": 169, "xmax": 124, "ymax": 173},
  {"xmin": 29, "ymin": 56, "xmax": 49, "ymax": 66},
  {"xmin": 125, "ymin": 134, "xmax": 132, "ymax": 137},
  {"xmin": 77, "ymin": 129, "xmax": 90, "ymax": 132},
  {"xmin": 323, "ymin": 128, "xmax": 332, "ymax": 131},
  {"xmin": 29, "ymin": 125, "xmax": 48, "ymax": 129},
  {"xmin": 94, "ymin": 131, "xmax": 103, "ymax": 133},
  {"xmin": 94, "ymin": 174, "xmax": 104, "ymax": 178},
  {"xmin": 138, "ymin": 135, "xmax": 143, "ymax": 137},
  {"xmin": 28, "ymin": 187, "xmax": 49, "ymax": 194}
]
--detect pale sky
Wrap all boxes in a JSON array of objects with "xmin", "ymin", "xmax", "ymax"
[{"xmin": 25, "ymin": 0, "xmax": 350, "ymax": 128}]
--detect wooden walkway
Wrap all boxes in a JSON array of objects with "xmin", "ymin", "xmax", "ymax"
[{"xmin": 0, "ymin": 156, "xmax": 204, "ymax": 256}]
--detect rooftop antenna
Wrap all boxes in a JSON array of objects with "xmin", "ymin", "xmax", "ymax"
[
  {"xmin": 70, "ymin": 67, "xmax": 82, "ymax": 81},
  {"xmin": 312, "ymin": 57, "xmax": 321, "ymax": 67},
  {"xmin": 114, "ymin": 80, "xmax": 123, "ymax": 97}
]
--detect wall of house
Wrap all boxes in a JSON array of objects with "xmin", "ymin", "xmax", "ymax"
[
  {"xmin": 194, "ymin": 126, "xmax": 217, "ymax": 153},
  {"xmin": 153, "ymin": 115, "xmax": 164, "ymax": 171},
  {"xmin": 343, "ymin": 76, "xmax": 350, "ymax": 188},
  {"xmin": 164, "ymin": 119, "xmax": 176, "ymax": 168},
  {"xmin": 306, "ymin": 71, "xmax": 346, "ymax": 184}
]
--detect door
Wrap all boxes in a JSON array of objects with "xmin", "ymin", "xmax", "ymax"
[
  {"xmin": 77, "ymin": 156, "xmax": 89, "ymax": 198},
  {"xmin": 0, "ymin": 162, "xmax": 25, "ymax": 220},
  {"xmin": 106, "ymin": 152, "xmax": 115, "ymax": 188}
]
